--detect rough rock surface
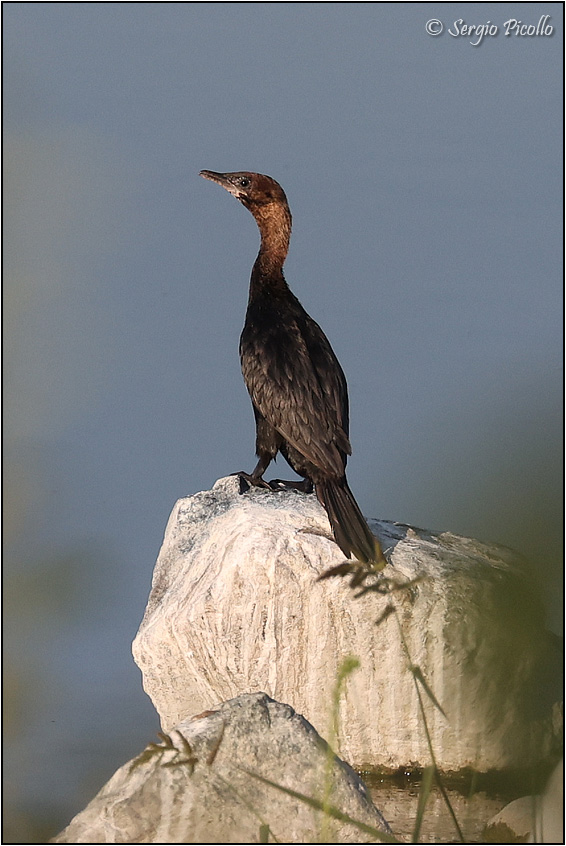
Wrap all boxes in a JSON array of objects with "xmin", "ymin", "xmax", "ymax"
[
  {"xmin": 133, "ymin": 476, "xmax": 560, "ymax": 771},
  {"xmin": 52, "ymin": 692, "xmax": 390, "ymax": 844}
]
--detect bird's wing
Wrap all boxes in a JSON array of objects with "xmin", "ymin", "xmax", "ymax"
[{"xmin": 240, "ymin": 303, "xmax": 351, "ymax": 478}]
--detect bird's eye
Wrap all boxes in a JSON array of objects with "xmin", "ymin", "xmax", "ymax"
[{"xmin": 239, "ymin": 177, "xmax": 250, "ymax": 188}]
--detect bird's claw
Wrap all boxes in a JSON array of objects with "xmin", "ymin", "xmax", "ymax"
[{"xmin": 233, "ymin": 472, "xmax": 273, "ymax": 493}]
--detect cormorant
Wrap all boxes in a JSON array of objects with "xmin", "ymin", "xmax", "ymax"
[{"xmin": 200, "ymin": 170, "xmax": 385, "ymax": 568}]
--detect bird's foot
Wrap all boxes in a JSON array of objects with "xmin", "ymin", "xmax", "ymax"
[{"xmin": 233, "ymin": 471, "xmax": 273, "ymax": 493}]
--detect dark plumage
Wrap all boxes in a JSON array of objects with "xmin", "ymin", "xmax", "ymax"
[{"xmin": 200, "ymin": 169, "xmax": 385, "ymax": 567}]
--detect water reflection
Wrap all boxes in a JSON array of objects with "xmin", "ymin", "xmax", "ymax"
[{"xmin": 366, "ymin": 774, "xmax": 515, "ymax": 843}]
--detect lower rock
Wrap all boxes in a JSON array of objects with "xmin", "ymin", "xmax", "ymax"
[{"xmin": 52, "ymin": 693, "xmax": 391, "ymax": 844}]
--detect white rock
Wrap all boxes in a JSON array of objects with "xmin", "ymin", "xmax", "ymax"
[
  {"xmin": 133, "ymin": 476, "xmax": 560, "ymax": 771},
  {"xmin": 52, "ymin": 692, "xmax": 390, "ymax": 844},
  {"xmin": 529, "ymin": 758, "xmax": 564, "ymax": 843},
  {"xmin": 484, "ymin": 796, "xmax": 534, "ymax": 842},
  {"xmin": 483, "ymin": 759, "xmax": 564, "ymax": 844}
]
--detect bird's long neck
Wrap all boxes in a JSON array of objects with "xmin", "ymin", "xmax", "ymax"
[{"xmin": 248, "ymin": 202, "xmax": 292, "ymax": 299}]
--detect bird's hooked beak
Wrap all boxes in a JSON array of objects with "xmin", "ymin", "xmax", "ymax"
[{"xmin": 200, "ymin": 170, "xmax": 245, "ymax": 201}]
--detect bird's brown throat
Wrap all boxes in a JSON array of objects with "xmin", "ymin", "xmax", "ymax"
[{"xmin": 250, "ymin": 201, "xmax": 292, "ymax": 279}]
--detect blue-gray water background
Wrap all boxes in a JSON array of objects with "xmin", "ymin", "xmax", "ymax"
[{"xmin": 4, "ymin": 3, "xmax": 563, "ymax": 840}]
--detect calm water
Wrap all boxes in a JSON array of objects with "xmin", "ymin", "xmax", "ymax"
[{"xmin": 365, "ymin": 775, "xmax": 511, "ymax": 843}]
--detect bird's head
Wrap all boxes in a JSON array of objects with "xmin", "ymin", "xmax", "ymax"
[
  {"xmin": 200, "ymin": 171, "xmax": 289, "ymax": 213},
  {"xmin": 200, "ymin": 170, "xmax": 292, "ymax": 268}
]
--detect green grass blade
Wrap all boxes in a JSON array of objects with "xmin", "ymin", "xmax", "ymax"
[
  {"xmin": 411, "ymin": 765, "xmax": 434, "ymax": 842},
  {"xmin": 259, "ymin": 822, "xmax": 270, "ymax": 842},
  {"xmin": 409, "ymin": 665, "xmax": 447, "ymax": 719}
]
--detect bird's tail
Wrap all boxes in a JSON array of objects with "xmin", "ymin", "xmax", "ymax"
[{"xmin": 316, "ymin": 479, "xmax": 386, "ymax": 569}]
